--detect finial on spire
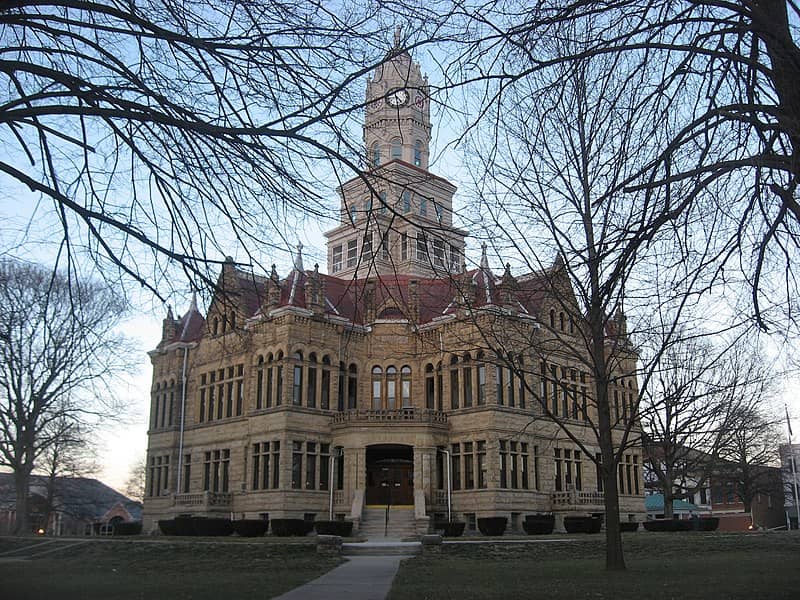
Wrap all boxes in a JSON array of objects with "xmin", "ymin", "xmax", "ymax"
[
  {"xmin": 480, "ymin": 242, "xmax": 489, "ymax": 271},
  {"xmin": 166, "ymin": 305, "xmax": 174, "ymax": 320},
  {"xmin": 189, "ymin": 291, "xmax": 198, "ymax": 313},
  {"xmin": 394, "ymin": 26, "xmax": 402, "ymax": 48},
  {"xmin": 293, "ymin": 242, "xmax": 304, "ymax": 272}
]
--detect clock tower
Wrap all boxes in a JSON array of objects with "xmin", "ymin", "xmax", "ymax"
[
  {"xmin": 364, "ymin": 30, "xmax": 432, "ymax": 170},
  {"xmin": 324, "ymin": 30, "xmax": 466, "ymax": 281}
]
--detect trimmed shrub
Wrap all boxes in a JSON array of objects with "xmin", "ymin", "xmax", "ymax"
[
  {"xmin": 158, "ymin": 520, "xmax": 178, "ymax": 536},
  {"xmin": 619, "ymin": 521, "xmax": 639, "ymax": 533},
  {"xmin": 477, "ymin": 517, "xmax": 507, "ymax": 536},
  {"xmin": 523, "ymin": 514, "xmax": 555, "ymax": 535},
  {"xmin": 113, "ymin": 521, "xmax": 143, "ymax": 536},
  {"xmin": 192, "ymin": 517, "xmax": 233, "ymax": 536},
  {"xmin": 564, "ymin": 516, "xmax": 602, "ymax": 534},
  {"xmin": 643, "ymin": 519, "xmax": 694, "ymax": 532},
  {"xmin": 271, "ymin": 518, "xmax": 310, "ymax": 537},
  {"xmin": 441, "ymin": 522, "xmax": 466, "ymax": 537},
  {"xmin": 233, "ymin": 519, "xmax": 269, "ymax": 537},
  {"xmin": 314, "ymin": 520, "xmax": 354, "ymax": 537},
  {"xmin": 302, "ymin": 520, "xmax": 315, "ymax": 535},
  {"xmin": 699, "ymin": 517, "xmax": 720, "ymax": 531},
  {"xmin": 173, "ymin": 516, "xmax": 196, "ymax": 536}
]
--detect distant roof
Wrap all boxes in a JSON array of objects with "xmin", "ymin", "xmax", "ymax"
[
  {"xmin": 0, "ymin": 473, "xmax": 142, "ymax": 521},
  {"xmin": 645, "ymin": 493, "xmax": 699, "ymax": 513}
]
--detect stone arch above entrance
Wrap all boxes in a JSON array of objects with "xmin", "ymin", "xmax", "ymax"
[{"xmin": 365, "ymin": 444, "xmax": 413, "ymax": 506}]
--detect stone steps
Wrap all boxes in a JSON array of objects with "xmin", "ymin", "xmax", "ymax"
[{"xmin": 359, "ymin": 505, "xmax": 417, "ymax": 540}]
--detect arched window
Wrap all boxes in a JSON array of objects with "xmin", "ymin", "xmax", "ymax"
[
  {"xmin": 337, "ymin": 362, "xmax": 346, "ymax": 412},
  {"xmin": 476, "ymin": 352, "xmax": 486, "ymax": 406},
  {"xmin": 153, "ymin": 383, "xmax": 161, "ymax": 429},
  {"xmin": 347, "ymin": 364, "xmax": 358, "ymax": 409},
  {"xmin": 462, "ymin": 354, "xmax": 473, "ymax": 408},
  {"xmin": 450, "ymin": 356, "xmax": 460, "ymax": 409},
  {"xmin": 401, "ymin": 366, "xmax": 412, "ymax": 408},
  {"xmin": 569, "ymin": 316, "xmax": 575, "ymax": 334},
  {"xmin": 321, "ymin": 355, "xmax": 331, "ymax": 410},
  {"xmin": 506, "ymin": 352, "xmax": 516, "ymax": 408},
  {"xmin": 386, "ymin": 366, "xmax": 397, "ymax": 409},
  {"xmin": 436, "ymin": 362, "xmax": 444, "ymax": 411},
  {"xmin": 425, "ymin": 364, "xmax": 435, "ymax": 410},
  {"xmin": 307, "ymin": 353, "xmax": 317, "ymax": 408},
  {"xmin": 517, "ymin": 354, "xmax": 526, "ymax": 409},
  {"xmin": 212, "ymin": 316, "xmax": 219, "ymax": 336},
  {"xmin": 372, "ymin": 142, "xmax": 381, "ymax": 166},
  {"xmin": 275, "ymin": 351, "xmax": 284, "ymax": 406},
  {"xmin": 256, "ymin": 355, "xmax": 265, "ymax": 410},
  {"xmin": 372, "ymin": 366, "xmax": 383, "ymax": 410},
  {"xmin": 549, "ymin": 310, "xmax": 555, "ymax": 328},
  {"xmin": 292, "ymin": 351, "xmax": 303, "ymax": 406},
  {"xmin": 559, "ymin": 312, "xmax": 565, "ymax": 331},
  {"xmin": 390, "ymin": 137, "xmax": 402, "ymax": 160},
  {"xmin": 414, "ymin": 140, "xmax": 422, "ymax": 167},
  {"xmin": 230, "ymin": 312, "xmax": 236, "ymax": 330}
]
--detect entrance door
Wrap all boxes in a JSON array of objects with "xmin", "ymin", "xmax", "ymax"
[{"xmin": 365, "ymin": 445, "xmax": 414, "ymax": 505}]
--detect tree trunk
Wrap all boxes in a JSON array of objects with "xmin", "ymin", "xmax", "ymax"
[
  {"xmin": 663, "ymin": 487, "xmax": 675, "ymax": 519},
  {"xmin": 13, "ymin": 467, "xmax": 32, "ymax": 535}
]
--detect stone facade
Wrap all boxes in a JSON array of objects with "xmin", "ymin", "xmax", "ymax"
[{"xmin": 142, "ymin": 40, "xmax": 645, "ymax": 534}]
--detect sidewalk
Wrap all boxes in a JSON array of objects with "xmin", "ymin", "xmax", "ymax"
[{"xmin": 271, "ymin": 554, "xmax": 412, "ymax": 600}]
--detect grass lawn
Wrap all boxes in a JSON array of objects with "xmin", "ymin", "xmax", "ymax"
[
  {"xmin": 0, "ymin": 536, "xmax": 342, "ymax": 600},
  {"xmin": 389, "ymin": 531, "xmax": 800, "ymax": 600}
]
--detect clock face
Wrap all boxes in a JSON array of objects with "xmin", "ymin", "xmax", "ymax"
[{"xmin": 385, "ymin": 88, "xmax": 409, "ymax": 107}]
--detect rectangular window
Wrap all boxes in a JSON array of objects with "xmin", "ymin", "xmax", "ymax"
[
  {"xmin": 332, "ymin": 245, "xmax": 343, "ymax": 273},
  {"xmin": 450, "ymin": 368, "xmax": 459, "ymax": 409},
  {"xmin": 276, "ymin": 365, "xmax": 283, "ymax": 405},
  {"xmin": 292, "ymin": 441, "xmax": 303, "ymax": 489},
  {"xmin": 500, "ymin": 440, "xmax": 508, "ymax": 488},
  {"xmin": 451, "ymin": 444, "xmax": 461, "ymax": 490},
  {"xmin": 449, "ymin": 245, "xmax": 460, "ymax": 271},
  {"xmin": 272, "ymin": 441, "xmax": 281, "ymax": 488},
  {"xmin": 346, "ymin": 239, "xmax": 358, "ymax": 268},
  {"xmin": 401, "ymin": 233, "xmax": 408, "ymax": 260},
  {"xmin": 381, "ymin": 231, "xmax": 390, "ymax": 260},
  {"xmin": 293, "ymin": 365, "xmax": 303, "ymax": 405},
  {"xmin": 416, "ymin": 232, "xmax": 428, "ymax": 261},
  {"xmin": 496, "ymin": 366, "xmax": 504, "ymax": 406},
  {"xmin": 464, "ymin": 442, "xmax": 474, "ymax": 489},
  {"xmin": 307, "ymin": 365, "xmax": 317, "ymax": 408},
  {"xmin": 419, "ymin": 196, "xmax": 427, "ymax": 217},
  {"xmin": 477, "ymin": 365, "xmax": 486, "ymax": 405},
  {"xmin": 320, "ymin": 444, "xmax": 330, "ymax": 491},
  {"xmin": 463, "ymin": 365, "xmax": 473, "ymax": 407},
  {"xmin": 266, "ymin": 367, "xmax": 274, "ymax": 407},
  {"xmin": 433, "ymin": 239, "xmax": 445, "ymax": 266},
  {"xmin": 533, "ymin": 446, "xmax": 540, "ymax": 490},
  {"xmin": 506, "ymin": 367, "xmax": 515, "ymax": 408},
  {"xmin": 477, "ymin": 441, "xmax": 487, "ymax": 488},
  {"xmin": 521, "ymin": 443, "xmax": 529, "ymax": 489},
  {"xmin": 510, "ymin": 441, "xmax": 519, "ymax": 489},
  {"xmin": 403, "ymin": 191, "xmax": 411, "ymax": 213},
  {"xmin": 363, "ymin": 231, "xmax": 373, "ymax": 259},
  {"xmin": 554, "ymin": 448, "xmax": 562, "ymax": 491},
  {"xmin": 182, "ymin": 454, "xmax": 191, "ymax": 494},
  {"xmin": 306, "ymin": 442, "xmax": 317, "ymax": 490},
  {"xmin": 321, "ymin": 369, "xmax": 330, "ymax": 410}
]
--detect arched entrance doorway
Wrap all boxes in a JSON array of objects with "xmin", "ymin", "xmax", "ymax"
[{"xmin": 365, "ymin": 444, "xmax": 413, "ymax": 505}]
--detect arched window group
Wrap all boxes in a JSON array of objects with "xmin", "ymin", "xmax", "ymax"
[
  {"xmin": 210, "ymin": 311, "xmax": 237, "ymax": 336},
  {"xmin": 255, "ymin": 350, "xmax": 333, "ymax": 410},
  {"xmin": 424, "ymin": 363, "xmax": 444, "ymax": 410},
  {"xmin": 496, "ymin": 353, "xmax": 526, "ymax": 409},
  {"xmin": 254, "ymin": 351, "xmax": 284, "ymax": 410},
  {"xmin": 448, "ymin": 353, "xmax": 488, "ymax": 409},
  {"xmin": 549, "ymin": 309, "xmax": 575, "ymax": 334},
  {"xmin": 152, "ymin": 380, "xmax": 176, "ymax": 430},
  {"xmin": 371, "ymin": 365, "xmax": 412, "ymax": 410}
]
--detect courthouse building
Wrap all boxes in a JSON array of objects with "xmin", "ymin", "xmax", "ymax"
[{"xmin": 142, "ymin": 41, "xmax": 645, "ymax": 535}]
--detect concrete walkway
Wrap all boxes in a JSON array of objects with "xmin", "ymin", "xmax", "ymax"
[{"xmin": 271, "ymin": 554, "xmax": 412, "ymax": 600}]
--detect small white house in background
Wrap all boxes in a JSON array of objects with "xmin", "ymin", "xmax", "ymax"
[
  {"xmin": 0, "ymin": 473, "xmax": 142, "ymax": 535},
  {"xmin": 644, "ymin": 493, "xmax": 702, "ymax": 520}
]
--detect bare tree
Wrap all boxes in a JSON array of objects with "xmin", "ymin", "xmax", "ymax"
[
  {"xmin": 717, "ymin": 403, "xmax": 781, "ymax": 514},
  {"xmin": 0, "ymin": 1, "xmax": 421, "ymax": 295},
  {"xmin": 641, "ymin": 334, "xmax": 774, "ymax": 518},
  {"xmin": 447, "ymin": 38, "xmax": 724, "ymax": 569},
  {"xmin": 424, "ymin": 0, "xmax": 800, "ymax": 330},
  {"xmin": 37, "ymin": 416, "xmax": 99, "ymax": 534},
  {"xmin": 123, "ymin": 455, "xmax": 146, "ymax": 504},
  {"xmin": 0, "ymin": 259, "xmax": 131, "ymax": 534}
]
